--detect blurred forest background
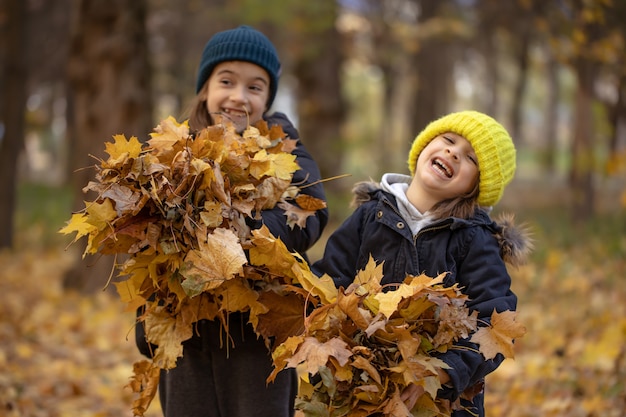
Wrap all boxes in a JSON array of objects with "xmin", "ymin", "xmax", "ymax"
[{"xmin": 0, "ymin": 0, "xmax": 625, "ymax": 416}]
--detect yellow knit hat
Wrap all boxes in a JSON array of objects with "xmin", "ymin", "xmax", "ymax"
[{"xmin": 407, "ymin": 111, "xmax": 516, "ymax": 207}]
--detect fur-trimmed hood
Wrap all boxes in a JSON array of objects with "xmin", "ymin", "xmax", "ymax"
[{"xmin": 350, "ymin": 180, "xmax": 533, "ymax": 267}]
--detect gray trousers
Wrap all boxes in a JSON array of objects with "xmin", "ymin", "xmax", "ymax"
[{"xmin": 159, "ymin": 316, "xmax": 297, "ymax": 417}]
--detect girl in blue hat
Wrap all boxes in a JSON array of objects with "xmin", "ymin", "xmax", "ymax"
[{"xmin": 136, "ymin": 25, "xmax": 328, "ymax": 417}]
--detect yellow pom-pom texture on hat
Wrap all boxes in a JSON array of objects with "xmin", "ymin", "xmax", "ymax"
[{"xmin": 407, "ymin": 111, "xmax": 516, "ymax": 207}]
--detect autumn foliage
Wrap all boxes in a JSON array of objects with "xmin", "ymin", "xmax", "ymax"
[
  {"xmin": 60, "ymin": 116, "xmax": 524, "ymax": 417},
  {"xmin": 270, "ymin": 257, "xmax": 525, "ymax": 416},
  {"xmin": 60, "ymin": 117, "xmax": 330, "ymax": 414}
]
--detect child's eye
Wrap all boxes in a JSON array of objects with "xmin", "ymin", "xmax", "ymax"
[
  {"xmin": 443, "ymin": 135, "xmax": 454, "ymax": 144},
  {"xmin": 468, "ymin": 154, "xmax": 478, "ymax": 165}
]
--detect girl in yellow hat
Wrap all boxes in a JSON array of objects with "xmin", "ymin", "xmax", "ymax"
[{"xmin": 312, "ymin": 110, "xmax": 532, "ymax": 417}]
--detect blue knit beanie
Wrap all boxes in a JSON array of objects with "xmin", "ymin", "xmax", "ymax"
[{"xmin": 195, "ymin": 25, "xmax": 281, "ymax": 109}]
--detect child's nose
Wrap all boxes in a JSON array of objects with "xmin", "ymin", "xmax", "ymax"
[
  {"xmin": 446, "ymin": 147, "xmax": 459, "ymax": 160},
  {"xmin": 230, "ymin": 86, "xmax": 248, "ymax": 103}
]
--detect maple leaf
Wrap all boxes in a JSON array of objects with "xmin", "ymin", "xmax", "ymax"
[
  {"xmin": 254, "ymin": 177, "xmax": 291, "ymax": 211},
  {"xmin": 337, "ymin": 290, "xmax": 371, "ymax": 330},
  {"xmin": 147, "ymin": 116, "xmax": 189, "ymax": 162},
  {"xmin": 433, "ymin": 303, "xmax": 478, "ymax": 347},
  {"xmin": 199, "ymin": 200, "xmax": 224, "ymax": 228},
  {"xmin": 470, "ymin": 309, "xmax": 527, "ymax": 359},
  {"xmin": 105, "ymin": 134, "xmax": 143, "ymax": 164},
  {"xmin": 127, "ymin": 360, "xmax": 161, "ymax": 416},
  {"xmin": 268, "ymin": 335, "xmax": 306, "ymax": 383},
  {"xmin": 144, "ymin": 306, "xmax": 194, "ymax": 369},
  {"xmin": 352, "ymin": 355, "xmax": 382, "ymax": 385},
  {"xmin": 249, "ymin": 149, "xmax": 299, "ymax": 180},
  {"xmin": 248, "ymin": 226, "xmax": 336, "ymax": 305},
  {"xmin": 248, "ymin": 225, "xmax": 302, "ymax": 284},
  {"xmin": 189, "ymin": 157, "xmax": 212, "ymax": 176},
  {"xmin": 407, "ymin": 272, "xmax": 445, "ymax": 288},
  {"xmin": 102, "ymin": 183, "xmax": 143, "ymax": 217},
  {"xmin": 295, "ymin": 194, "xmax": 328, "ymax": 211},
  {"xmin": 160, "ymin": 115, "xmax": 190, "ymax": 137},
  {"xmin": 179, "ymin": 228, "xmax": 247, "ymax": 297},
  {"xmin": 59, "ymin": 212, "xmax": 97, "ymax": 244},
  {"xmin": 269, "ymin": 152, "xmax": 300, "ymax": 180},
  {"xmin": 374, "ymin": 283, "xmax": 416, "ymax": 318},
  {"xmin": 178, "ymin": 293, "xmax": 221, "ymax": 324},
  {"xmin": 354, "ymin": 255, "xmax": 384, "ymax": 293},
  {"xmin": 59, "ymin": 199, "xmax": 119, "ymax": 256},
  {"xmin": 208, "ymin": 161, "xmax": 230, "ymax": 205},
  {"xmin": 391, "ymin": 325, "xmax": 422, "ymax": 361},
  {"xmin": 255, "ymin": 291, "xmax": 306, "ymax": 348},
  {"xmin": 113, "ymin": 279, "xmax": 146, "ymax": 312},
  {"xmin": 287, "ymin": 336, "xmax": 353, "ymax": 375},
  {"xmin": 85, "ymin": 198, "xmax": 118, "ymax": 231},
  {"xmin": 294, "ymin": 269, "xmax": 338, "ymax": 306},
  {"xmin": 212, "ymin": 278, "xmax": 261, "ymax": 314},
  {"xmin": 382, "ymin": 389, "xmax": 413, "ymax": 417},
  {"xmin": 142, "ymin": 153, "xmax": 169, "ymax": 176},
  {"xmin": 278, "ymin": 201, "xmax": 317, "ymax": 229}
]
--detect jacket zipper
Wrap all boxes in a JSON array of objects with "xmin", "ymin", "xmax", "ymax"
[
  {"xmin": 413, "ymin": 222, "xmax": 452, "ymax": 244},
  {"xmin": 381, "ymin": 197, "xmax": 453, "ymax": 244}
]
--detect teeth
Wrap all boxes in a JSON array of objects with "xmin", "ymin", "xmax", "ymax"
[
  {"xmin": 224, "ymin": 109, "xmax": 246, "ymax": 117},
  {"xmin": 433, "ymin": 159, "xmax": 452, "ymax": 178}
]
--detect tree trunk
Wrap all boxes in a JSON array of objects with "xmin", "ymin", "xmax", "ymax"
[
  {"xmin": 373, "ymin": 22, "xmax": 402, "ymax": 177},
  {"xmin": 290, "ymin": 4, "xmax": 346, "ymax": 196},
  {"xmin": 542, "ymin": 51, "xmax": 560, "ymax": 174},
  {"xmin": 509, "ymin": 27, "xmax": 531, "ymax": 145},
  {"xmin": 0, "ymin": 0, "xmax": 27, "ymax": 249},
  {"xmin": 482, "ymin": 33, "xmax": 500, "ymax": 117},
  {"xmin": 608, "ymin": 75, "xmax": 626, "ymax": 157},
  {"xmin": 409, "ymin": 0, "xmax": 455, "ymax": 142},
  {"xmin": 63, "ymin": 0, "xmax": 153, "ymax": 292},
  {"xmin": 569, "ymin": 59, "xmax": 595, "ymax": 222}
]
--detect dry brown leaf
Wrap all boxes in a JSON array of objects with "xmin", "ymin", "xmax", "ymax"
[
  {"xmin": 179, "ymin": 228, "xmax": 247, "ymax": 297},
  {"xmin": 255, "ymin": 291, "xmax": 307, "ymax": 348},
  {"xmin": 471, "ymin": 309, "xmax": 527, "ymax": 359},
  {"xmin": 287, "ymin": 337, "xmax": 353, "ymax": 375},
  {"xmin": 295, "ymin": 194, "xmax": 328, "ymax": 211}
]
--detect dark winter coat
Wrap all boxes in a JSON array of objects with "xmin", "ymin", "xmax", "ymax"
[
  {"xmin": 245, "ymin": 112, "xmax": 328, "ymax": 256},
  {"xmin": 312, "ymin": 180, "xmax": 531, "ymax": 417}
]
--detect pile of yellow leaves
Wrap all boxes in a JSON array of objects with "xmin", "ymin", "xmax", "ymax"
[
  {"xmin": 270, "ymin": 258, "xmax": 526, "ymax": 417},
  {"xmin": 59, "ymin": 117, "xmax": 330, "ymax": 415}
]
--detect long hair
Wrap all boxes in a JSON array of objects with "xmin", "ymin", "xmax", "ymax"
[
  {"xmin": 428, "ymin": 177, "xmax": 480, "ymax": 219},
  {"xmin": 186, "ymin": 82, "xmax": 212, "ymax": 133}
]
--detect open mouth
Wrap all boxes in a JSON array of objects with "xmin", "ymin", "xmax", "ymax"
[
  {"xmin": 222, "ymin": 108, "xmax": 248, "ymax": 119},
  {"xmin": 432, "ymin": 158, "xmax": 453, "ymax": 178}
]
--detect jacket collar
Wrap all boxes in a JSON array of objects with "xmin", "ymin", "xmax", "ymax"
[{"xmin": 351, "ymin": 179, "xmax": 533, "ymax": 266}]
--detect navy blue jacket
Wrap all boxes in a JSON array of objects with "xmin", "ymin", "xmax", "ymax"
[
  {"xmin": 312, "ymin": 181, "xmax": 530, "ymax": 417},
  {"xmin": 247, "ymin": 112, "xmax": 328, "ymax": 257}
]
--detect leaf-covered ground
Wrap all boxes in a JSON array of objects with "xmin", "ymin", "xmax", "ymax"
[
  {"xmin": 1, "ymin": 226, "xmax": 625, "ymax": 417},
  {"xmin": 485, "ymin": 241, "xmax": 626, "ymax": 417},
  {"xmin": 0, "ymin": 249, "xmax": 161, "ymax": 417}
]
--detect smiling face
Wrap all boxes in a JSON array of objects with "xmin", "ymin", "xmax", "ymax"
[
  {"xmin": 204, "ymin": 61, "xmax": 271, "ymax": 132},
  {"xmin": 407, "ymin": 132, "xmax": 479, "ymax": 212}
]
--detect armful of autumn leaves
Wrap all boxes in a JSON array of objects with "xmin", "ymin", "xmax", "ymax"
[{"xmin": 60, "ymin": 117, "xmax": 525, "ymax": 417}]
